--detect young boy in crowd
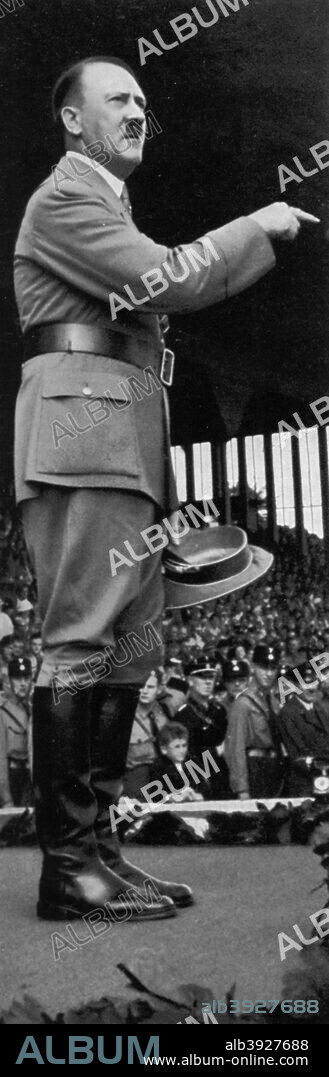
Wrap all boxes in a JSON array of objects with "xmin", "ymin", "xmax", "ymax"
[{"xmin": 124, "ymin": 723, "xmax": 213, "ymax": 844}]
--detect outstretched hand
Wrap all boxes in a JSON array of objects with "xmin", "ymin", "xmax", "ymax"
[{"xmin": 249, "ymin": 201, "xmax": 320, "ymax": 241}]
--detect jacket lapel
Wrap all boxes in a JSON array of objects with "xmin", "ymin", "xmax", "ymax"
[{"xmin": 58, "ymin": 155, "xmax": 130, "ymax": 223}]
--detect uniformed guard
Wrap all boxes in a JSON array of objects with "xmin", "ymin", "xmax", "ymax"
[
  {"xmin": 278, "ymin": 661, "xmax": 329, "ymax": 796},
  {"xmin": 224, "ymin": 643, "xmax": 285, "ymax": 800},
  {"xmin": 221, "ymin": 656, "xmax": 251, "ymax": 708},
  {"xmin": 0, "ymin": 656, "xmax": 32, "ymax": 807},
  {"xmin": 177, "ymin": 655, "xmax": 229, "ymax": 796}
]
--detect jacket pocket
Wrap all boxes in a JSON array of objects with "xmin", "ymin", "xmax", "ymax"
[{"xmin": 36, "ymin": 368, "xmax": 140, "ymax": 478}]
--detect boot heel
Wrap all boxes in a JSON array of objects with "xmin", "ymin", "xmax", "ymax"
[{"xmin": 37, "ymin": 899, "xmax": 84, "ymax": 920}]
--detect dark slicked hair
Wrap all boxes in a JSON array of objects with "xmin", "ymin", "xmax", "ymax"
[
  {"xmin": 52, "ymin": 55, "xmax": 140, "ymax": 126},
  {"xmin": 159, "ymin": 723, "xmax": 189, "ymax": 748}
]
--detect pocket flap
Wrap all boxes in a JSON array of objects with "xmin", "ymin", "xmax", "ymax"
[{"xmin": 41, "ymin": 367, "xmax": 131, "ymax": 401}]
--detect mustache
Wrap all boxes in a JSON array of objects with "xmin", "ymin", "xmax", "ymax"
[{"xmin": 123, "ymin": 119, "xmax": 145, "ymax": 139}]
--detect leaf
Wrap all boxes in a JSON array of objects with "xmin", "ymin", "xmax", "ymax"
[{"xmin": 0, "ymin": 994, "xmax": 55, "ymax": 1024}]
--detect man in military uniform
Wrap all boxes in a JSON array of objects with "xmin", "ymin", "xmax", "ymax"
[
  {"xmin": 13, "ymin": 54, "xmax": 316, "ymax": 920},
  {"xmin": 177, "ymin": 656, "xmax": 229, "ymax": 795},
  {"xmin": 0, "ymin": 657, "xmax": 32, "ymax": 807},
  {"xmin": 221, "ymin": 656, "xmax": 251, "ymax": 710},
  {"xmin": 224, "ymin": 644, "xmax": 284, "ymax": 799},
  {"xmin": 278, "ymin": 662, "xmax": 329, "ymax": 796},
  {"xmin": 124, "ymin": 668, "xmax": 170, "ymax": 798}
]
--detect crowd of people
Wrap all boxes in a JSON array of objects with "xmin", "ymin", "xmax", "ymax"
[{"xmin": 1, "ymin": 512, "xmax": 329, "ymax": 842}]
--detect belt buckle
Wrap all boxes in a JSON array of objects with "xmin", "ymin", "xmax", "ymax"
[{"xmin": 160, "ymin": 348, "xmax": 175, "ymax": 387}]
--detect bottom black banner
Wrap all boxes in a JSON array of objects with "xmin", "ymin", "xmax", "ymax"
[{"xmin": 1, "ymin": 1022, "xmax": 323, "ymax": 1067}]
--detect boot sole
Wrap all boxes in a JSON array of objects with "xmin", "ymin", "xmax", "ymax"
[
  {"xmin": 171, "ymin": 894, "xmax": 194, "ymax": 907},
  {"xmin": 100, "ymin": 859, "xmax": 195, "ymax": 908},
  {"xmin": 37, "ymin": 901, "xmax": 177, "ymax": 921}
]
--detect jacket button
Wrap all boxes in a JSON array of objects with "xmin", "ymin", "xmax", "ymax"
[{"xmin": 82, "ymin": 386, "xmax": 92, "ymax": 396}]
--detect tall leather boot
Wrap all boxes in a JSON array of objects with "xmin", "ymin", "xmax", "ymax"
[
  {"xmin": 33, "ymin": 686, "xmax": 175, "ymax": 921},
  {"xmin": 91, "ymin": 684, "xmax": 194, "ymax": 908}
]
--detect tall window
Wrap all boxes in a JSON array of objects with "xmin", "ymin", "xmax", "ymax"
[
  {"xmin": 245, "ymin": 435, "xmax": 267, "ymax": 526},
  {"xmin": 271, "ymin": 432, "xmax": 295, "ymax": 529},
  {"xmin": 298, "ymin": 428, "xmax": 323, "ymax": 537},
  {"xmin": 171, "ymin": 446, "xmax": 187, "ymax": 502},
  {"xmin": 226, "ymin": 438, "xmax": 239, "ymax": 489},
  {"xmin": 172, "ymin": 430, "xmax": 325, "ymax": 538},
  {"xmin": 192, "ymin": 443, "xmax": 213, "ymax": 499}
]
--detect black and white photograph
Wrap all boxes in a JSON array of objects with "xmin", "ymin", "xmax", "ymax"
[{"xmin": 0, "ymin": 0, "xmax": 328, "ymax": 1060}]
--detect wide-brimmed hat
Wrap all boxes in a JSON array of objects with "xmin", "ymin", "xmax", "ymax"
[{"xmin": 163, "ymin": 523, "xmax": 273, "ymax": 610}]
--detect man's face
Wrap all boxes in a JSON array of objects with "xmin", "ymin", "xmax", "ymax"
[
  {"xmin": 2, "ymin": 642, "xmax": 14, "ymax": 662},
  {"xmin": 189, "ymin": 671, "xmax": 216, "ymax": 700},
  {"xmin": 164, "ymin": 738, "xmax": 188, "ymax": 765},
  {"xmin": 299, "ymin": 680, "xmax": 319, "ymax": 704},
  {"xmin": 11, "ymin": 639, "xmax": 25, "ymax": 658},
  {"xmin": 31, "ymin": 636, "xmax": 42, "ymax": 656},
  {"xmin": 73, "ymin": 62, "xmax": 147, "ymax": 178},
  {"xmin": 10, "ymin": 675, "xmax": 31, "ymax": 701},
  {"xmin": 139, "ymin": 674, "xmax": 158, "ymax": 706},
  {"xmin": 253, "ymin": 663, "xmax": 277, "ymax": 691},
  {"xmin": 167, "ymin": 641, "xmax": 181, "ymax": 659},
  {"xmin": 14, "ymin": 613, "xmax": 30, "ymax": 634},
  {"xmin": 225, "ymin": 676, "xmax": 249, "ymax": 699},
  {"xmin": 287, "ymin": 634, "xmax": 299, "ymax": 654},
  {"xmin": 235, "ymin": 644, "xmax": 246, "ymax": 659}
]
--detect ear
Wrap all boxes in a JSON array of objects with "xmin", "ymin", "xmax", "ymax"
[{"xmin": 61, "ymin": 105, "xmax": 83, "ymax": 137}]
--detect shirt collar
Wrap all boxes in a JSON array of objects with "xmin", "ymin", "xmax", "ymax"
[{"xmin": 66, "ymin": 152, "xmax": 124, "ymax": 199}]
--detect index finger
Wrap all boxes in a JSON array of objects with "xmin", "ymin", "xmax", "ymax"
[{"xmin": 291, "ymin": 208, "xmax": 320, "ymax": 223}]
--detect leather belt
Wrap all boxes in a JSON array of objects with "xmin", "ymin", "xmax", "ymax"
[
  {"xmin": 22, "ymin": 323, "xmax": 175, "ymax": 387},
  {"xmin": 247, "ymin": 749, "xmax": 278, "ymax": 759},
  {"xmin": 293, "ymin": 755, "xmax": 329, "ymax": 770}
]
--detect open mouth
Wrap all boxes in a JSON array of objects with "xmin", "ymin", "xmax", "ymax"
[{"xmin": 124, "ymin": 125, "xmax": 144, "ymax": 142}]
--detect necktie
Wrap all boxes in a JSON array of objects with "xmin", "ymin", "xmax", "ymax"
[{"xmin": 121, "ymin": 184, "xmax": 132, "ymax": 216}]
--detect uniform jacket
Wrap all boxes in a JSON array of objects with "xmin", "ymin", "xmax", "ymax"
[
  {"xmin": 126, "ymin": 699, "xmax": 170, "ymax": 768},
  {"xmin": 278, "ymin": 695, "xmax": 329, "ymax": 762},
  {"xmin": 177, "ymin": 694, "xmax": 227, "ymax": 757},
  {"xmin": 224, "ymin": 678, "xmax": 277, "ymax": 796},
  {"xmin": 0, "ymin": 691, "xmax": 30, "ymax": 806},
  {"xmin": 14, "ymin": 156, "xmax": 275, "ymax": 507}
]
